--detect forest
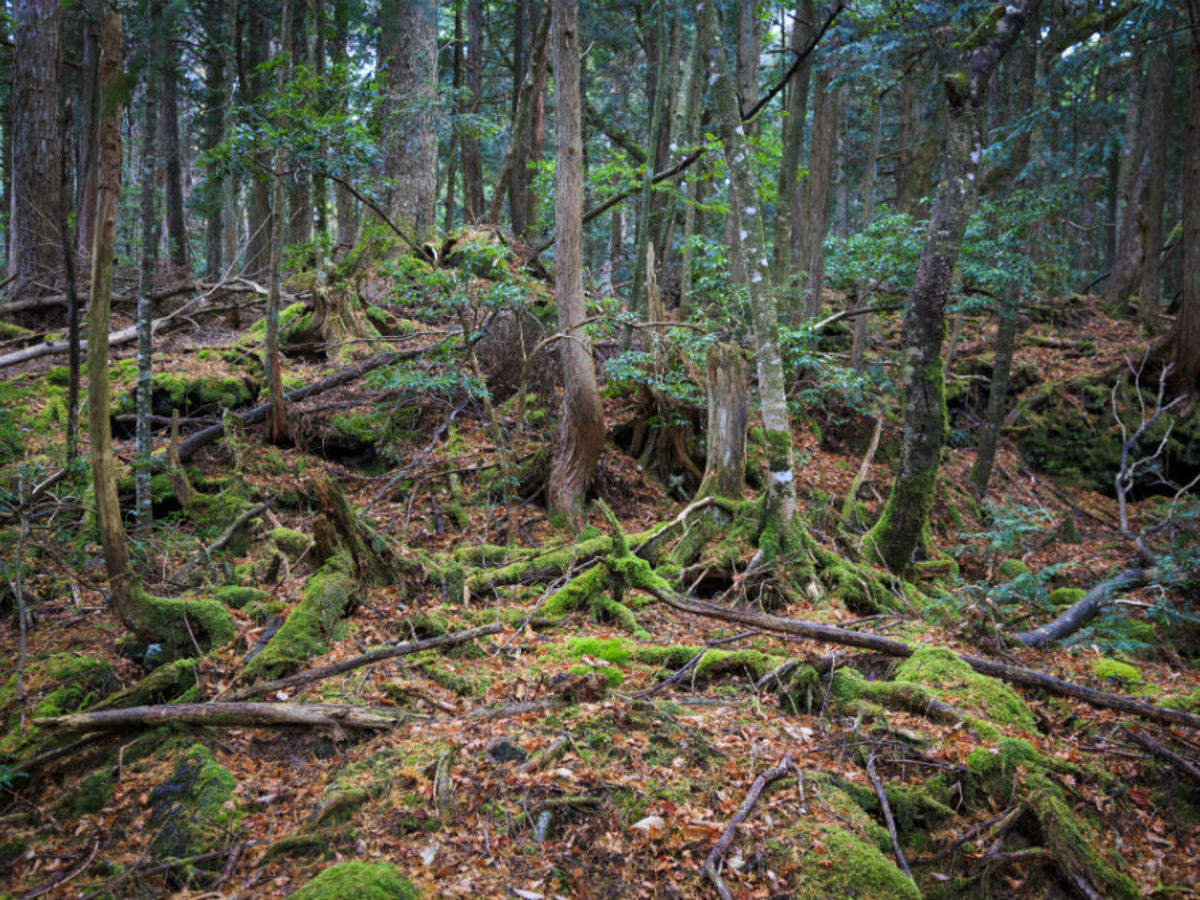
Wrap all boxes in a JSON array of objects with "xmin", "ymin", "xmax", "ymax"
[{"xmin": 0, "ymin": 0, "xmax": 1198, "ymax": 895}]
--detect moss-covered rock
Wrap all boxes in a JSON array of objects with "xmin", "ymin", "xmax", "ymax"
[
  {"xmin": 267, "ymin": 527, "xmax": 314, "ymax": 555},
  {"xmin": 290, "ymin": 861, "xmax": 420, "ymax": 900},
  {"xmin": 148, "ymin": 744, "xmax": 240, "ymax": 864},
  {"xmin": 913, "ymin": 558, "xmax": 959, "ymax": 582},
  {"xmin": 1048, "ymin": 586, "xmax": 1085, "ymax": 607},
  {"xmin": 996, "ymin": 558, "xmax": 1031, "ymax": 581},
  {"xmin": 210, "ymin": 585, "xmax": 269, "ymax": 609},
  {"xmin": 1091, "ymin": 657, "xmax": 1143, "ymax": 691}
]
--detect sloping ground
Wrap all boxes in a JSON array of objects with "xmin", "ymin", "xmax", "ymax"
[{"xmin": 1, "ymin": 254, "xmax": 1198, "ymax": 898}]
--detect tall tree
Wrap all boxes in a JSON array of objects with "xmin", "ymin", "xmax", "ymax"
[
  {"xmin": 771, "ymin": 0, "xmax": 814, "ymax": 295},
  {"xmin": 9, "ymin": 0, "xmax": 64, "ymax": 295},
  {"xmin": 160, "ymin": 0, "xmax": 189, "ymax": 269},
  {"xmin": 547, "ymin": 0, "xmax": 604, "ymax": 526},
  {"xmin": 800, "ymin": 63, "xmax": 838, "ymax": 319},
  {"xmin": 1174, "ymin": 0, "xmax": 1200, "ymax": 396},
  {"xmin": 265, "ymin": 0, "xmax": 294, "ymax": 444},
  {"xmin": 461, "ymin": 0, "xmax": 485, "ymax": 220},
  {"xmin": 865, "ymin": 1, "xmax": 1041, "ymax": 572},
  {"xmin": 697, "ymin": 0, "xmax": 797, "ymax": 535},
  {"xmin": 378, "ymin": 0, "xmax": 438, "ymax": 242},
  {"xmin": 240, "ymin": 5, "xmax": 273, "ymax": 274},
  {"xmin": 74, "ymin": 0, "xmax": 103, "ymax": 260},
  {"xmin": 332, "ymin": 0, "xmax": 358, "ymax": 252},
  {"xmin": 201, "ymin": 0, "xmax": 229, "ymax": 279}
]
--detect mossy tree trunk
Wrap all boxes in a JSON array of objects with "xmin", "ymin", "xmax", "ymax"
[
  {"xmin": 547, "ymin": 0, "xmax": 605, "ymax": 528},
  {"xmin": 695, "ymin": 343, "xmax": 747, "ymax": 501},
  {"xmin": 697, "ymin": 0, "xmax": 797, "ymax": 535},
  {"xmin": 88, "ymin": 7, "xmax": 136, "ymax": 624},
  {"xmin": 865, "ymin": 0, "xmax": 1041, "ymax": 572}
]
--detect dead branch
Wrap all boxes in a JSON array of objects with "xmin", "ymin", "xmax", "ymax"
[
  {"xmin": 1127, "ymin": 731, "xmax": 1200, "ymax": 786},
  {"xmin": 228, "ymin": 622, "xmax": 503, "ymax": 701},
  {"xmin": 702, "ymin": 752, "xmax": 794, "ymax": 900},
  {"xmin": 34, "ymin": 701, "xmax": 419, "ymax": 734},
  {"xmin": 866, "ymin": 754, "xmax": 912, "ymax": 878},
  {"xmin": 1012, "ymin": 567, "xmax": 1148, "ymax": 647},
  {"xmin": 653, "ymin": 590, "xmax": 1200, "ymax": 730}
]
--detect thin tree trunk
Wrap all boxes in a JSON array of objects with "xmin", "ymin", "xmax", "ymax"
[
  {"xmin": 312, "ymin": 0, "xmax": 329, "ymax": 241},
  {"xmin": 444, "ymin": 0, "xmax": 465, "ymax": 232},
  {"xmin": 75, "ymin": 0, "xmax": 102, "ymax": 261},
  {"xmin": 160, "ymin": 3, "xmax": 189, "ymax": 270},
  {"xmin": 851, "ymin": 97, "xmax": 881, "ymax": 372},
  {"xmin": 629, "ymin": 0, "xmax": 670, "ymax": 316},
  {"xmin": 9, "ymin": 0, "xmax": 64, "ymax": 295},
  {"xmin": 771, "ymin": 0, "xmax": 814, "ymax": 300},
  {"xmin": 1137, "ymin": 49, "xmax": 1170, "ymax": 324},
  {"xmin": 287, "ymin": 0, "xmax": 313, "ymax": 248},
  {"xmin": 865, "ymin": 0, "xmax": 1042, "ymax": 572},
  {"xmin": 801, "ymin": 67, "xmax": 838, "ymax": 319},
  {"xmin": 697, "ymin": 0, "xmax": 797, "ymax": 534},
  {"xmin": 378, "ymin": 0, "xmax": 438, "ymax": 242},
  {"xmin": 461, "ymin": 0, "xmax": 485, "ymax": 220},
  {"xmin": 1174, "ymin": 1, "xmax": 1200, "ymax": 396},
  {"xmin": 1107, "ymin": 51, "xmax": 1145, "ymax": 306},
  {"xmin": 332, "ymin": 0, "xmax": 357, "ymax": 252},
  {"xmin": 202, "ymin": 0, "xmax": 228, "ymax": 279},
  {"xmin": 135, "ymin": 6, "xmax": 163, "ymax": 534},
  {"xmin": 547, "ymin": 0, "xmax": 604, "ymax": 527},
  {"xmin": 678, "ymin": 38, "xmax": 705, "ymax": 311},
  {"xmin": 87, "ymin": 7, "xmax": 138, "ymax": 624},
  {"xmin": 968, "ymin": 298, "xmax": 1019, "ymax": 498},
  {"xmin": 265, "ymin": 0, "xmax": 294, "ymax": 445}
]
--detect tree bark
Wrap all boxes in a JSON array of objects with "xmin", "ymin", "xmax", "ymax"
[
  {"xmin": 9, "ymin": 0, "xmax": 64, "ymax": 295},
  {"xmin": 86, "ymin": 7, "xmax": 138, "ymax": 626},
  {"xmin": 547, "ymin": 0, "xmax": 605, "ymax": 527},
  {"xmin": 331, "ymin": 0, "xmax": 358, "ymax": 252},
  {"xmin": 630, "ymin": 0, "xmax": 670, "ymax": 317},
  {"xmin": 851, "ymin": 96, "xmax": 882, "ymax": 371},
  {"xmin": 968, "ymin": 299, "xmax": 1019, "ymax": 498},
  {"xmin": 771, "ymin": 0, "xmax": 814, "ymax": 297},
  {"xmin": 201, "ymin": 0, "xmax": 228, "ymax": 279},
  {"xmin": 265, "ymin": 0, "xmax": 293, "ymax": 445},
  {"xmin": 74, "ymin": 0, "xmax": 102, "ymax": 262},
  {"xmin": 461, "ymin": 0, "xmax": 485, "ymax": 220},
  {"xmin": 1176, "ymin": 1, "xmax": 1200, "ymax": 396},
  {"xmin": 865, "ymin": 1, "xmax": 1042, "ymax": 572},
  {"xmin": 135, "ymin": 3, "xmax": 163, "ymax": 535},
  {"xmin": 1136, "ymin": 49, "xmax": 1170, "ymax": 323},
  {"xmin": 36, "ymin": 702, "xmax": 416, "ymax": 734},
  {"xmin": 378, "ymin": 0, "xmax": 438, "ymax": 243},
  {"xmin": 800, "ymin": 65, "xmax": 838, "ymax": 319},
  {"xmin": 697, "ymin": 0, "xmax": 797, "ymax": 533},
  {"xmin": 695, "ymin": 343, "xmax": 747, "ymax": 501},
  {"xmin": 287, "ymin": 0, "xmax": 314, "ymax": 248}
]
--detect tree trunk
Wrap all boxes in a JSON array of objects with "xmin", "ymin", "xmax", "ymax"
[
  {"xmin": 801, "ymin": 66, "xmax": 838, "ymax": 319},
  {"xmin": 74, "ymin": 0, "xmax": 102, "ymax": 262},
  {"xmin": 160, "ymin": 3, "xmax": 189, "ymax": 270},
  {"xmin": 244, "ymin": 9, "xmax": 273, "ymax": 275},
  {"xmin": 444, "ymin": 0, "xmax": 464, "ymax": 232},
  {"xmin": 1107, "ymin": 51, "xmax": 1145, "ymax": 306},
  {"xmin": 378, "ymin": 0, "xmax": 438, "ymax": 243},
  {"xmin": 630, "ymin": 0, "xmax": 670, "ymax": 316},
  {"xmin": 851, "ymin": 97, "xmax": 882, "ymax": 372},
  {"xmin": 968, "ymin": 299, "xmax": 1019, "ymax": 498},
  {"xmin": 1174, "ymin": 1, "xmax": 1200, "ymax": 396},
  {"xmin": 201, "ymin": 0, "xmax": 228, "ymax": 280},
  {"xmin": 312, "ymin": 0, "xmax": 329, "ymax": 241},
  {"xmin": 332, "ymin": 0, "xmax": 358, "ymax": 252},
  {"xmin": 771, "ymin": 0, "xmax": 814, "ymax": 298},
  {"xmin": 287, "ymin": 0, "xmax": 314, "ymax": 248},
  {"xmin": 1137, "ymin": 49, "xmax": 1170, "ymax": 324},
  {"xmin": 677, "ymin": 38, "xmax": 706, "ymax": 310},
  {"xmin": 9, "ymin": 0, "xmax": 64, "ymax": 295},
  {"xmin": 135, "ymin": 5, "xmax": 163, "ymax": 535},
  {"xmin": 461, "ymin": 0, "xmax": 485, "ymax": 220},
  {"xmin": 697, "ymin": 0, "xmax": 797, "ymax": 536},
  {"xmin": 865, "ymin": 0, "xmax": 1041, "ymax": 572},
  {"xmin": 695, "ymin": 343, "xmax": 747, "ymax": 501},
  {"xmin": 547, "ymin": 0, "xmax": 605, "ymax": 527},
  {"xmin": 87, "ymin": 8, "xmax": 137, "ymax": 624},
  {"xmin": 265, "ymin": 0, "xmax": 294, "ymax": 445}
]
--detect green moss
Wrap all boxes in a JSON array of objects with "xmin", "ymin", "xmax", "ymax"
[
  {"xmin": 148, "ymin": 743, "xmax": 240, "ymax": 864},
  {"xmin": 1091, "ymin": 657, "xmax": 1143, "ymax": 691},
  {"xmin": 894, "ymin": 647, "xmax": 1035, "ymax": 728},
  {"xmin": 92, "ymin": 658, "xmax": 197, "ymax": 711},
  {"xmin": 290, "ymin": 861, "xmax": 420, "ymax": 900},
  {"xmin": 1, "ymin": 653, "xmax": 115, "ymax": 753},
  {"xmin": 996, "ymin": 558, "xmax": 1031, "ymax": 581},
  {"xmin": 568, "ymin": 663, "xmax": 624, "ymax": 687},
  {"xmin": 126, "ymin": 587, "xmax": 237, "ymax": 652},
  {"xmin": 566, "ymin": 636, "xmax": 633, "ymax": 664},
  {"xmin": 245, "ymin": 599, "xmax": 288, "ymax": 624},
  {"xmin": 58, "ymin": 769, "xmax": 115, "ymax": 817},
  {"xmin": 913, "ymin": 558, "xmax": 959, "ymax": 582},
  {"xmin": 1048, "ymin": 586, "xmax": 1085, "ymax": 608},
  {"xmin": 834, "ymin": 776, "xmax": 954, "ymax": 834},
  {"xmin": 417, "ymin": 659, "xmax": 488, "ymax": 696},
  {"xmin": 240, "ymin": 554, "xmax": 355, "ymax": 682},
  {"xmin": 210, "ymin": 585, "xmax": 268, "ymax": 609},
  {"xmin": 268, "ymin": 527, "xmax": 314, "ymax": 555}
]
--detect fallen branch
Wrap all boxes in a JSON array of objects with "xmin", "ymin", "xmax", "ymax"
[
  {"xmin": 228, "ymin": 622, "xmax": 503, "ymax": 701},
  {"xmin": 866, "ymin": 754, "xmax": 911, "ymax": 878},
  {"xmin": 654, "ymin": 591, "xmax": 1200, "ymax": 730},
  {"xmin": 33, "ymin": 701, "xmax": 417, "ymax": 734},
  {"xmin": 1127, "ymin": 730, "xmax": 1200, "ymax": 786},
  {"xmin": 165, "ymin": 345, "xmax": 436, "ymax": 466},
  {"xmin": 701, "ymin": 752, "xmax": 794, "ymax": 900},
  {"xmin": 1013, "ymin": 567, "xmax": 1148, "ymax": 647},
  {"xmin": 0, "ymin": 277, "xmax": 194, "ymax": 316}
]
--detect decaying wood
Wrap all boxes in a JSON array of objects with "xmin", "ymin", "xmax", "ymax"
[
  {"xmin": 1013, "ymin": 566, "xmax": 1148, "ymax": 647},
  {"xmin": 34, "ymin": 701, "xmax": 418, "ymax": 734},
  {"xmin": 701, "ymin": 752, "xmax": 794, "ymax": 900},
  {"xmin": 229, "ymin": 622, "xmax": 503, "ymax": 700},
  {"xmin": 654, "ymin": 590, "xmax": 1200, "ymax": 730}
]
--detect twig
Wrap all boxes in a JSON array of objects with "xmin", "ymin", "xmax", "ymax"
[
  {"xmin": 866, "ymin": 754, "xmax": 911, "ymax": 878},
  {"xmin": 701, "ymin": 752, "xmax": 794, "ymax": 900}
]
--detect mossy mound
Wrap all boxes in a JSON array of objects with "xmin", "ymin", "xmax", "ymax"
[
  {"xmin": 894, "ymin": 647, "xmax": 1035, "ymax": 728},
  {"xmin": 267, "ymin": 527, "xmax": 314, "ymax": 555},
  {"xmin": 290, "ymin": 861, "xmax": 420, "ymax": 900},
  {"xmin": 308, "ymin": 744, "xmax": 447, "ymax": 831},
  {"xmin": 240, "ymin": 554, "xmax": 355, "ymax": 682},
  {"xmin": 117, "ymin": 368, "xmax": 257, "ymax": 418},
  {"xmin": 966, "ymin": 737, "xmax": 1137, "ymax": 898},
  {"xmin": 0, "ymin": 653, "xmax": 116, "ymax": 756},
  {"xmin": 92, "ymin": 658, "xmax": 198, "ymax": 711},
  {"xmin": 996, "ymin": 558, "xmax": 1031, "ymax": 581},
  {"xmin": 1091, "ymin": 657, "xmax": 1143, "ymax": 691},
  {"xmin": 210, "ymin": 585, "xmax": 269, "ymax": 609},
  {"xmin": 57, "ymin": 769, "xmax": 115, "ymax": 817},
  {"xmin": 148, "ymin": 743, "xmax": 241, "ymax": 865},
  {"xmin": 769, "ymin": 776, "xmax": 919, "ymax": 900},
  {"xmin": 1048, "ymin": 586, "xmax": 1085, "ymax": 607}
]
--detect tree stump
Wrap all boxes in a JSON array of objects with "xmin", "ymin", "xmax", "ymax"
[{"xmin": 695, "ymin": 342, "xmax": 747, "ymax": 500}]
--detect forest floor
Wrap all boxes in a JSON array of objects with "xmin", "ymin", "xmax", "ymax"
[{"xmin": 1, "ymin": 245, "xmax": 1199, "ymax": 898}]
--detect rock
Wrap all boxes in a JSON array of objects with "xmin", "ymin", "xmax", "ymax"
[
  {"xmin": 485, "ymin": 738, "xmax": 527, "ymax": 764},
  {"xmin": 631, "ymin": 815, "xmax": 665, "ymax": 838}
]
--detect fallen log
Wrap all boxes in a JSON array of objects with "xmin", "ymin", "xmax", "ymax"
[
  {"xmin": 228, "ymin": 621, "xmax": 503, "ymax": 700},
  {"xmin": 0, "ymin": 277, "xmax": 194, "ymax": 316},
  {"xmin": 1127, "ymin": 730, "xmax": 1200, "ymax": 786},
  {"xmin": 1013, "ymin": 567, "xmax": 1148, "ymax": 647},
  {"xmin": 653, "ymin": 591, "xmax": 1200, "ymax": 731},
  {"xmin": 166, "ymin": 345, "xmax": 435, "ymax": 466},
  {"xmin": 34, "ymin": 701, "xmax": 416, "ymax": 734}
]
